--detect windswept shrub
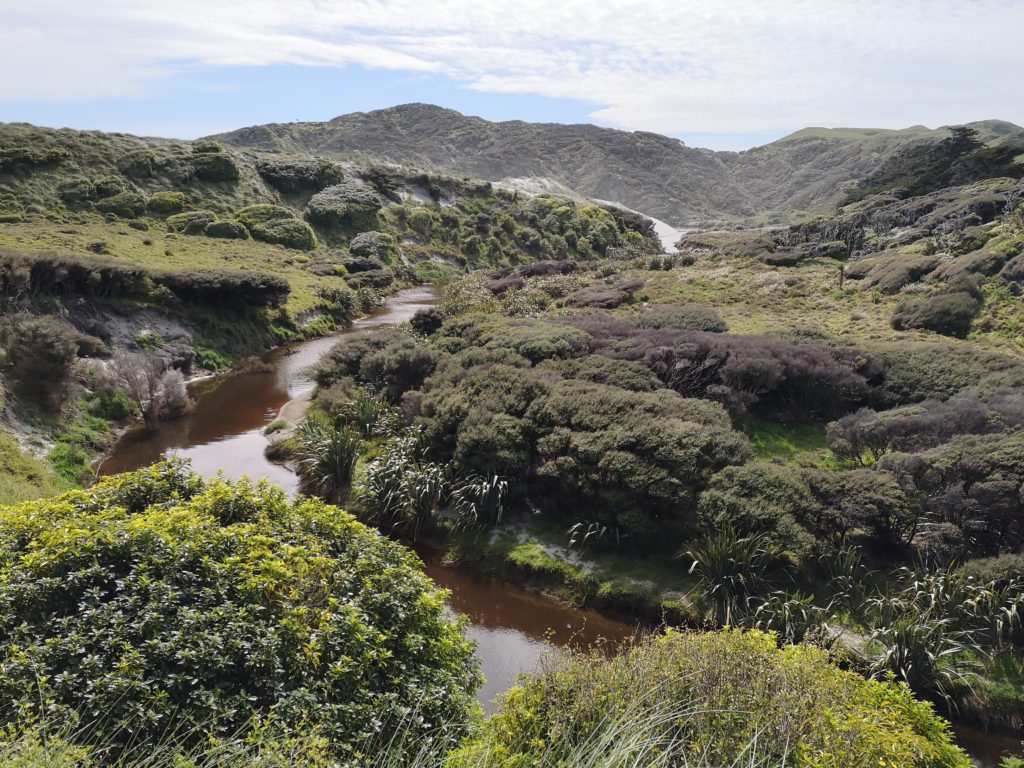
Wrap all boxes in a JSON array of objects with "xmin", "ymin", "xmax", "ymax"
[
  {"xmin": 410, "ymin": 307, "xmax": 445, "ymax": 336},
  {"xmin": 56, "ymin": 177, "xmax": 95, "ymax": 207},
  {"xmin": 95, "ymin": 190, "xmax": 146, "ymax": 218},
  {"xmin": 155, "ymin": 268, "xmax": 290, "ymax": 308},
  {"xmin": 891, "ymin": 280, "xmax": 983, "ymax": 338},
  {"xmin": 0, "ymin": 249, "xmax": 152, "ymax": 300},
  {"xmin": 166, "ymin": 209, "xmax": 216, "ymax": 235},
  {"xmin": 633, "ymin": 302, "xmax": 727, "ymax": 332},
  {"xmin": 306, "ymin": 180, "xmax": 383, "ymax": 232},
  {"xmin": 4, "ymin": 316, "xmax": 78, "ymax": 410},
  {"xmin": 188, "ymin": 149, "xmax": 239, "ymax": 182},
  {"xmin": 0, "ymin": 463, "xmax": 481, "ymax": 758},
  {"xmin": 0, "ymin": 145, "xmax": 67, "ymax": 173},
  {"xmin": 255, "ymin": 156, "xmax": 345, "ymax": 193},
  {"xmin": 349, "ymin": 230, "xmax": 399, "ymax": 263},
  {"xmin": 146, "ymin": 190, "xmax": 188, "ymax": 215},
  {"xmin": 236, "ymin": 204, "xmax": 317, "ymax": 250},
  {"xmin": 204, "ymin": 218, "xmax": 250, "ymax": 239}
]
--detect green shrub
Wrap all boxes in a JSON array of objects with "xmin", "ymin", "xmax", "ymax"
[
  {"xmin": 633, "ymin": 302, "xmax": 727, "ymax": 332},
  {"xmin": 95, "ymin": 191, "xmax": 146, "ymax": 218},
  {"xmin": 307, "ymin": 180, "xmax": 382, "ymax": 232},
  {"xmin": 0, "ymin": 145, "xmax": 68, "ymax": 173},
  {"xmin": 450, "ymin": 629, "xmax": 969, "ymax": 768},
  {"xmin": 0, "ymin": 463, "xmax": 481, "ymax": 758},
  {"xmin": 93, "ymin": 176, "xmax": 125, "ymax": 198},
  {"xmin": 891, "ymin": 289, "xmax": 983, "ymax": 338},
  {"xmin": 256, "ymin": 156, "xmax": 344, "ymax": 193},
  {"xmin": 192, "ymin": 139, "xmax": 225, "ymax": 154},
  {"xmin": 0, "ymin": 429, "xmax": 65, "ymax": 506},
  {"xmin": 56, "ymin": 177, "xmax": 95, "ymax": 207},
  {"xmin": 236, "ymin": 205, "xmax": 317, "ymax": 250},
  {"xmin": 189, "ymin": 152, "xmax": 239, "ymax": 182},
  {"xmin": 117, "ymin": 149, "xmax": 156, "ymax": 178},
  {"xmin": 166, "ymin": 209, "xmax": 216, "ymax": 235},
  {"xmin": 204, "ymin": 218, "xmax": 249, "ymax": 239},
  {"xmin": 349, "ymin": 230, "xmax": 399, "ymax": 263},
  {"xmin": 146, "ymin": 190, "xmax": 187, "ymax": 215},
  {"xmin": 92, "ymin": 389, "xmax": 137, "ymax": 420}
]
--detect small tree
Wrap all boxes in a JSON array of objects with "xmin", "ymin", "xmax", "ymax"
[{"xmin": 105, "ymin": 353, "xmax": 188, "ymax": 427}]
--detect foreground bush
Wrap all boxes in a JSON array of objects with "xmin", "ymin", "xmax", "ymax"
[
  {"xmin": 0, "ymin": 462, "xmax": 481, "ymax": 759},
  {"xmin": 451, "ymin": 630, "xmax": 969, "ymax": 768}
]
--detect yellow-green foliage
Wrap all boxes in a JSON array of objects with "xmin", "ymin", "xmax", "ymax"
[
  {"xmin": 450, "ymin": 629, "xmax": 969, "ymax": 768},
  {"xmin": 0, "ymin": 430, "xmax": 66, "ymax": 505},
  {"xmin": 0, "ymin": 462, "xmax": 481, "ymax": 759}
]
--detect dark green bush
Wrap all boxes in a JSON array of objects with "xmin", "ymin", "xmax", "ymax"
[
  {"xmin": 634, "ymin": 302, "xmax": 727, "ymax": 332},
  {"xmin": 155, "ymin": 268, "xmax": 290, "ymax": 308},
  {"xmin": 95, "ymin": 191, "xmax": 146, "ymax": 218},
  {"xmin": 0, "ymin": 145, "xmax": 67, "ymax": 173},
  {"xmin": 93, "ymin": 176, "xmax": 125, "ymax": 198},
  {"xmin": 256, "ymin": 156, "xmax": 345, "ymax": 193},
  {"xmin": 410, "ymin": 307, "xmax": 445, "ymax": 336},
  {"xmin": 56, "ymin": 178, "xmax": 95, "ymax": 207},
  {"xmin": 345, "ymin": 267, "xmax": 394, "ymax": 291},
  {"xmin": 0, "ymin": 463, "xmax": 481, "ymax": 757},
  {"xmin": 236, "ymin": 205, "xmax": 317, "ymax": 250},
  {"xmin": 204, "ymin": 219, "xmax": 250, "ymax": 239},
  {"xmin": 349, "ymin": 230, "xmax": 399, "ymax": 263},
  {"xmin": 146, "ymin": 190, "xmax": 188, "ymax": 215},
  {"xmin": 307, "ymin": 180, "xmax": 382, "ymax": 231},
  {"xmin": 4, "ymin": 316, "xmax": 79, "ymax": 410},
  {"xmin": 189, "ymin": 152, "xmax": 239, "ymax": 182},
  {"xmin": 0, "ymin": 248, "xmax": 153, "ymax": 300},
  {"xmin": 166, "ymin": 209, "xmax": 216, "ymax": 235},
  {"xmin": 891, "ymin": 289, "xmax": 983, "ymax": 338},
  {"xmin": 117, "ymin": 149, "xmax": 156, "ymax": 178}
]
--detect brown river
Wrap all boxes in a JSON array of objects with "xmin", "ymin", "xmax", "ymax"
[{"xmin": 101, "ymin": 286, "xmax": 1018, "ymax": 761}]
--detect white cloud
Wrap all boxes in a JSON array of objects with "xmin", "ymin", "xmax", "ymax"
[{"xmin": 1, "ymin": 0, "xmax": 1022, "ymax": 136}]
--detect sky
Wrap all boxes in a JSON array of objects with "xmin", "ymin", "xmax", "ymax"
[{"xmin": 1, "ymin": 0, "xmax": 1022, "ymax": 151}]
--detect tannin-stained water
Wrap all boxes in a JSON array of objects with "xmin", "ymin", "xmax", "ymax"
[{"xmin": 100, "ymin": 285, "xmax": 636, "ymax": 710}]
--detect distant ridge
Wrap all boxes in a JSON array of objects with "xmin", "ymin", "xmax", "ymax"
[{"xmin": 209, "ymin": 104, "xmax": 1024, "ymax": 225}]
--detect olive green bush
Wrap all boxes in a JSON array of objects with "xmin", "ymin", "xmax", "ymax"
[
  {"xmin": 307, "ymin": 180, "xmax": 383, "ymax": 232},
  {"xmin": 236, "ymin": 204, "xmax": 317, "ymax": 250},
  {"xmin": 204, "ymin": 218, "xmax": 250, "ymax": 239},
  {"xmin": 166, "ymin": 209, "xmax": 217, "ymax": 234},
  {"xmin": 4, "ymin": 316, "xmax": 79, "ymax": 409},
  {"xmin": 95, "ymin": 190, "xmax": 146, "ymax": 218},
  {"xmin": 146, "ymin": 190, "xmax": 187, "ymax": 215},
  {"xmin": 0, "ymin": 462, "xmax": 481, "ymax": 758},
  {"xmin": 256, "ymin": 156, "xmax": 345, "ymax": 193}
]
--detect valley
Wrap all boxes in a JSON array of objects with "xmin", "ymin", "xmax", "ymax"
[{"xmin": 1, "ymin": 108, "xmax": 1023, "ymax": 766}]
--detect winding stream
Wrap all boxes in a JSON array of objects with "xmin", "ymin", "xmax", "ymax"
[
  {"xmin": 101, "ymin": 286, "xmax": 1017, "ymax": 760},
  {"xmin": 101, "ymin": 286, "xmax": 634, "ymax": 713}
]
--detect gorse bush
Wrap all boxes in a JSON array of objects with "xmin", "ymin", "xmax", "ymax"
[
  {"xmin": 0, "ymin": 462, "xmax": 481, "ymax": 760},
  {"xmin": 451, "ymin": 630, "xmax": 970, "ymax": 768}
]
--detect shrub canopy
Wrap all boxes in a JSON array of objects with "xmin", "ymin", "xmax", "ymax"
[{"xmin": 0, "ymin": 462, "xmax": 481, "ymax": 757}]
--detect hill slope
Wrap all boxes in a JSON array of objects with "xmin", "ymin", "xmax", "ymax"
[{"xmin": 209, "ymin": 104, "xmax": 1024, "ymax": 225}]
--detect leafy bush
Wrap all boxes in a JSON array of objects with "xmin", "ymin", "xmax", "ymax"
[
  {"xmin": 166, "ymin": 209, "xmax": 217, "ymax": 234},
  {"xmin": 256, "ymin": 156, "xmax": 344, "ymax": 193},
  {"xmin": 891, "ymin": 289, "xmax": 983, "ymax": 338},
  {"xmin": 204, "ymin": 218, "xmax": 250, "ymax": 239},
  {"xmin": 155, "ymin": 268, "xmax": 290, "ymax": 308},
  {"xmin": 192, "ymin": 139, "xmax": 224, "ymax": 154},
  {"xmin": 236, "ymin": 205, "xmax": 317, "ymax": 250},
  {"xmin": 146, "ymin": 190, "xmax": 187, "ymax": 215},
  {"xmin": 0, "ymin": 463, "xmax": 481, "ymax": 758},
  {"xmin": 188, "ymin": 150, "xmax": 239, "ymax": 182},
  {"xmin": 307, "ymin": 180, "xmax": 382, "ymax": 232},
  {"xmin": 56, "ymin": 177, "xmax": 95, "ymax": 207},
  {"xmin": 349, "ymin": 230, "xmax": 399, "ymax": 263},
  {"xmin": 95, "ymin": 191, "xmax": 146, "ymax": 218},
  {"xmin": 633, "ymin": 302, "xmax": 727, "ymax": 332},
  {"xmin": 451, "ymin": 630, "xmax": 969, "ymax": 768}
]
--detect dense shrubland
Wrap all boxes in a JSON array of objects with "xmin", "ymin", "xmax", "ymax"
[{"xmin": 0, "ymin": 463, "xmax": 480, "ymax": 762}]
